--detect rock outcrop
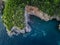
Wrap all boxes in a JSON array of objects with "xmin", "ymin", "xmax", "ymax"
[
  {"xmin": 25, "ymin": 5, "xmax": 60, "ymax": 30},
  {"xmin": 25, "ymin": 5, "xmax": 60, "ymax": 21}
]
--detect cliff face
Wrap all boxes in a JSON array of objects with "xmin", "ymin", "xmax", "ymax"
[
  {"xmin": 2, "ymin": 0, "xmax": 32, "ymax": 36},
  {"xmin": 2, "ymin": 0, "xmax": 60, "ymax": 36},
  {"xmin": 2, "ymin": 0, "xmax": 26, "ymax": 31},
  {"xmin": 25, "ymin": 5, "xmax": 60, "ymax": 21},
  {"xmin": 25, "ymin": 5, "xmax": 60, "ymax": 30}
]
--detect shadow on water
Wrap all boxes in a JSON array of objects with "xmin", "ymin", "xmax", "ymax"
[{"xmin": 0, "ymin": 14, "xmax": 60, "ymax": 45}]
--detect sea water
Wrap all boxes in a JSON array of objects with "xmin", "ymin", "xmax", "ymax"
[{"xmin": 0, "ymin": 14, "xmax": 60, "ymax": 45}]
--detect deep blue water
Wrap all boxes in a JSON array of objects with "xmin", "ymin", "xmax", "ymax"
[{"xmin": 0, "ymin": 15, "xmax": 60, "ymax": 45}]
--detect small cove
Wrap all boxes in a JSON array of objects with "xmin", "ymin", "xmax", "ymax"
[{"xmin": 0, "ymin": 14, "xmax": 60, "ymax": 45}]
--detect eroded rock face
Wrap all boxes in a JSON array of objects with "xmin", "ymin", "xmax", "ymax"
[
  {"xmin": 25, "ymin": 5, "xmax": 60, "ymax": 31},
  {"xmin": 25, "ymin": 5, "xmax": 60, "ymax": 21},
  {"xmin": 7, "ymin": 8, "xmax": 32, "ymax": 36},
  {"xmin": 25, "ymin": 5, "xmax": 51, "ymax": 21},
  {"xmin": 7, "ymin": 25, "xmax": 31, "ymax": 36},
  {"xmin": 6, "ymin": 5, "xmax": 60, "ymax": 36}
]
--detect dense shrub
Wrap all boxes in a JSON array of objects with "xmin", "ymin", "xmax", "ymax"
[{"xmin": 2, "ymin": 0, "xmax": 60, "ymax": 31}]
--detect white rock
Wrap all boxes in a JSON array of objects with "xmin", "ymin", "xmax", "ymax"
[
  {"xmin": 20, "ymin": 30, "xmax": 25, "ymax": 34},
  {"xmin": 59, "ymin": 24, "xmax": 60, "ymax": 30},
  {"xmin": 25, "ymin": 25, "xmax": 31, "ymax": 32}
]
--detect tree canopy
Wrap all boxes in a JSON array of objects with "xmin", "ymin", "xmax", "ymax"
[{"xmin": 2, "ymin": 0, "xmax": 60, "ymax": 31}]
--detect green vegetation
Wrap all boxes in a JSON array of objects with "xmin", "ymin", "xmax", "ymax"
[
  {"xmin": 2, "ymin": 0, "xmax": 26, "ymax": 31},
  {"xmin": 30, "ymin": 0, "xmax": 60, "ymax": 16},
  {"xmin": 2, "ymin": 0, "xmax": 60, "ymax": 31}
]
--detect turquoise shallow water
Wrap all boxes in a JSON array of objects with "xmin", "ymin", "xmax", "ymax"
[{"xmin": 0, "ymin": 14, "xmax": 60, "ymax": 45}]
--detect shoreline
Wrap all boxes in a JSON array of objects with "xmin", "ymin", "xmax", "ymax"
[
  {"xmin": 5, "ymin": 9, "xmax": 32, "ymax": 36},
  {"xmin": 25, "ymin": 5, "xmax": 60, "ymax": 30},
  {"xmin": 2, "ymin": 5, "xmax": 60, "ymax": 36},
  {"xmin": 5, "ymin": 6, "xmax": 60, "ymax": 36}
]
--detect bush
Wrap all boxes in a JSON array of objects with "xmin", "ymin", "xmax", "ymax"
[{"xmin": 2, "ymin": 0, "xmax": 60, "ymax": 31}]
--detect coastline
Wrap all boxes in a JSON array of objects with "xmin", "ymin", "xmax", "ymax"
[
  {"xmin": 2, "ymin": 4, "xmax": 60, "ymax": 36},
  {"xmin": 5, "ymin": 9, "xmax": 32, "ymax": 36},
  {"xmin": 25, "ymin": 5, "xmax": 60, "ymax": 30},
  {"xmin": 6, "ymin": 6, "xmax": 60, "ymax": 36}
]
